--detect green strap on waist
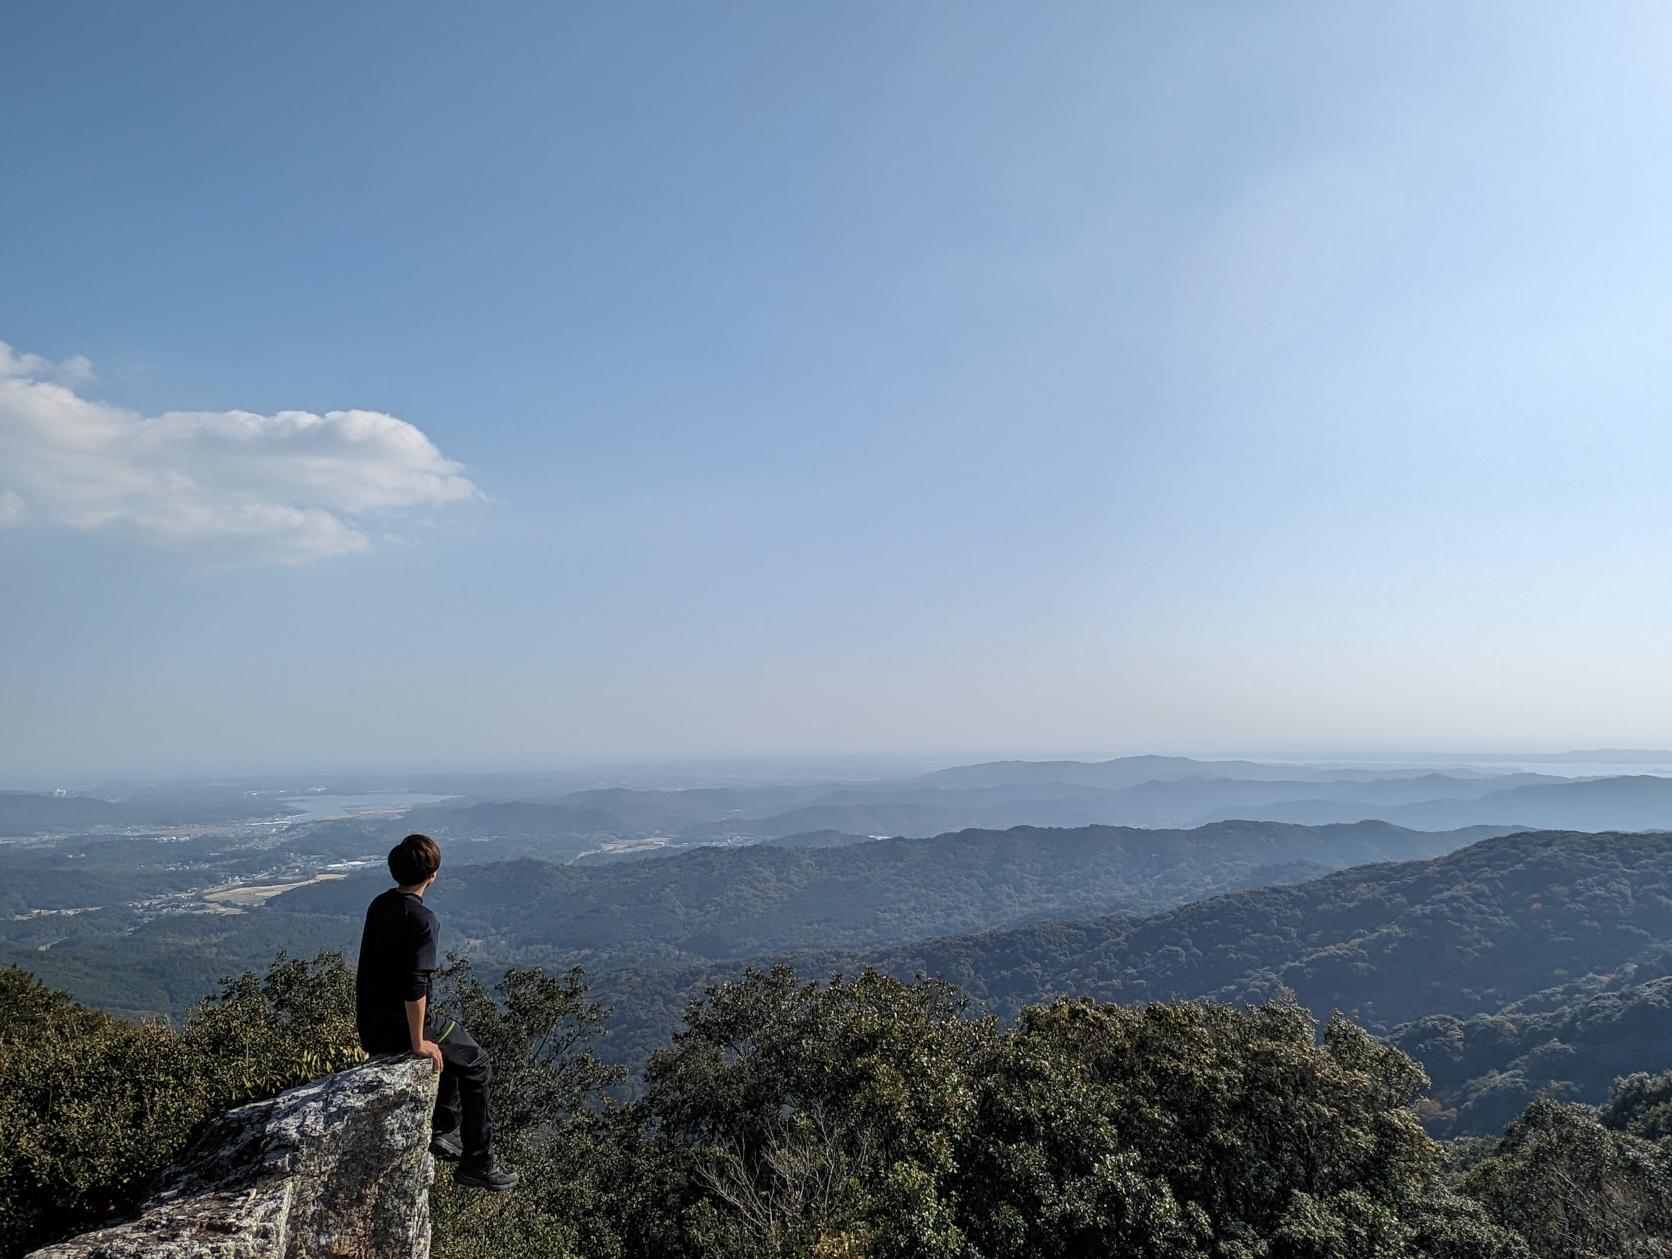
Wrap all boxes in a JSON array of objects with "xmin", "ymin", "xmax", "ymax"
[{"xmin": 436, "ymin": 1019, "xmax": 457, "ymax": 1044}]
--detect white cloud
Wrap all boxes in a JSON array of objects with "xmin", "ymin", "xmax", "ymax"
[
  {"xmin": 0, "ymin": 340, "xmax": 482, "ymax": 564},
  {"xmin": 0, "ymin": 342, "xmax": 94, "ymax": 386}
]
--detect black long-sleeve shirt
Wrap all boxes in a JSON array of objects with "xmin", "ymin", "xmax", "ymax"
[{"xmin": 355, "ymin": 888, "xmax": 439, "ymax": 1053}]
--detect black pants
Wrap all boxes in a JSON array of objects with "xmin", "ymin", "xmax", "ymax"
[{"xmin": 429, "ymin": 1016, "xmax": 493, "ymax": 1164}]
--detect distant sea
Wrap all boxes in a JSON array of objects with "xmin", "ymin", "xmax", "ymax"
[
  {"xmin": 279, "ymin": 792, "xmax": 457, "ymax": 820},
  {"xmin": 1286, "ymin": 756, "xmax": 1672, "ymax": 780},
  {"xmin": 1476, "ymin": 759, "xmax": 1672, "ymax": 778}
]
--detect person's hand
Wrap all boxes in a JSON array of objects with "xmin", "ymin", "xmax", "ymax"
[{"xmin": 415, "ymin": 1039, "xmax": 444, "ymax": 1074}]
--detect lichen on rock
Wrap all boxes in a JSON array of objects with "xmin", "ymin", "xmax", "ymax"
[{"xmin": 27, "ymin": 1055, "xmax": 439, "ymax": 1259}]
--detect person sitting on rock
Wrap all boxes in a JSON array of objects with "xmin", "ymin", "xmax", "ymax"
[{"xmin": 355, "ymin": 832, "xmax": 519, "ymax": 1192}]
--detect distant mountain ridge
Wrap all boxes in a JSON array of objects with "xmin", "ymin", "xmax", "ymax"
[
  {"xmin": 1431, "ymin": 749, "xmax": 1672, "ymax": 763},
  {"xmin": 0, "ymin": 793, "xmax": 127, "ymax": 832},
  {"xmin": 0, "ymin": 792, "xmax": 295, "ymax": 832},
  {"xmin": 393, "ymin": 762, "xmax": 1672, "ymax": 851},
  {"xmin": 913, "ymin": 755, "xmax": 1353, "ymax": 789},
  {"xmin": 1213, "ymin": 773, "xmax": 1672, "ymax": 831}
]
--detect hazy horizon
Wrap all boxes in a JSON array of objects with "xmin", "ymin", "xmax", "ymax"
[
  {"xmin": 7, "ymin": 3, "xmax": 1672, "ymax": 776},
  {"xmin": 13, "ymin": 746, "xmax": 1672, "ymax": 796}
]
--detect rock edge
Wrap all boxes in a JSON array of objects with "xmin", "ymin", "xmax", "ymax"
[{"xmin": 27, "ymin": 1055, "xmax": 439, "ymax": 1259}]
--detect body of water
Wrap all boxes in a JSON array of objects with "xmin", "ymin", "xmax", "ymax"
[{"xmin": 279, "ymin": 792, "xmax": 457, "ymax": 820}]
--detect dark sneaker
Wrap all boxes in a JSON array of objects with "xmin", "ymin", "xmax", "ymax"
[
  {"xmin": 429, "ymin": 1129, "xmax": 463, "ymax": 1162},
  {"xmin": 454, "ymin": 1160, "xmax": 520, "ymax": 1192}
]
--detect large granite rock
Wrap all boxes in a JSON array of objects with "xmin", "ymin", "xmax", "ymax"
[{"xmin": 27, "ymin": 1055, "xmax": 439, "ymax": 1259}]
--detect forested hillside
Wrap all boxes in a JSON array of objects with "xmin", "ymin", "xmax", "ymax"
[
  {"xmin": 1394, "ymin": 968, "xmax": 1672, "ymax": 1136},
  {"xmin": 586, "ymin": 830, "xmax": 1672, "ymax": 1130},
  {"xmin": 274, "ymin": 819, "xmax": 1494, "ymax": 969},
  {"xmin": 11, "ymin": 954, "xmax": 1672, "ymax": 1259},
  {"xmin": 855, "ymin": 829, "xmax": 1672, "ymax": 1025}
]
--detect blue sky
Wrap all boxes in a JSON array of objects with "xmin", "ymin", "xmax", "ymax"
[{"xmin": 5, "ymin": 2, "xmax": 1672, "ymax": 778}]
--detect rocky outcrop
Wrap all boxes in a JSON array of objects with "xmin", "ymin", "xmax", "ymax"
[{"xmin": 27, "ymin": 1056, "xmax": 438, "ymax": 1259}]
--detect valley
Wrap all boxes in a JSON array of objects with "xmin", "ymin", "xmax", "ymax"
[{"xmin": 10, "ymin": 753, "xmax": 1672, "ymax": 1138}]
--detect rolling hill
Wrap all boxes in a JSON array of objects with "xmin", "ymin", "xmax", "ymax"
[
  {"xmin": 274, "ymin": 818, "xmax": 1503, "ymax": 969},
  {"xmin": 578, "ymin": 828, "xmax": 1672, "ymax": 1127},
  {"xmin": 1210, "ymin": 774, "xmax": 1672, "ymax": 831}
]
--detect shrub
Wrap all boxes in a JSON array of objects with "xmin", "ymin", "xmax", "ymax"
[{"xmin": 0, "ymin": 953, "xmax": 362, "ymax": 1257}]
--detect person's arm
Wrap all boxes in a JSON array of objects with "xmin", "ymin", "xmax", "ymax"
[
  {"xmin": 407, "ymin": 993, "xmax": 442, "ymax": 1072},
  {"xmin": 407, "ymin": 912, "xmax": 443, "ymax": 1073}
]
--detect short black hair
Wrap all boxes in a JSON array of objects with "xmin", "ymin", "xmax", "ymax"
[{"xmin": 389, "ymin": 833, "xmax": 442, "ymax": 886}]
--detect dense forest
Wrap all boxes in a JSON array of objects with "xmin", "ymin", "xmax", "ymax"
[
  {"xmin": 1394, "ymin": 969, "xmax": 1672, "ymax": 1136},
  {"xmin": 7, "ymin": 954, "xmax": 1672, "ymax": 1258},
  {"xmin": 843, "ymin": 829, "xmax": 1672, "ymax": 1025},
  {"xmin": 576, "ymin": 829, "xmax": 1672, "ymax": 1131}
]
